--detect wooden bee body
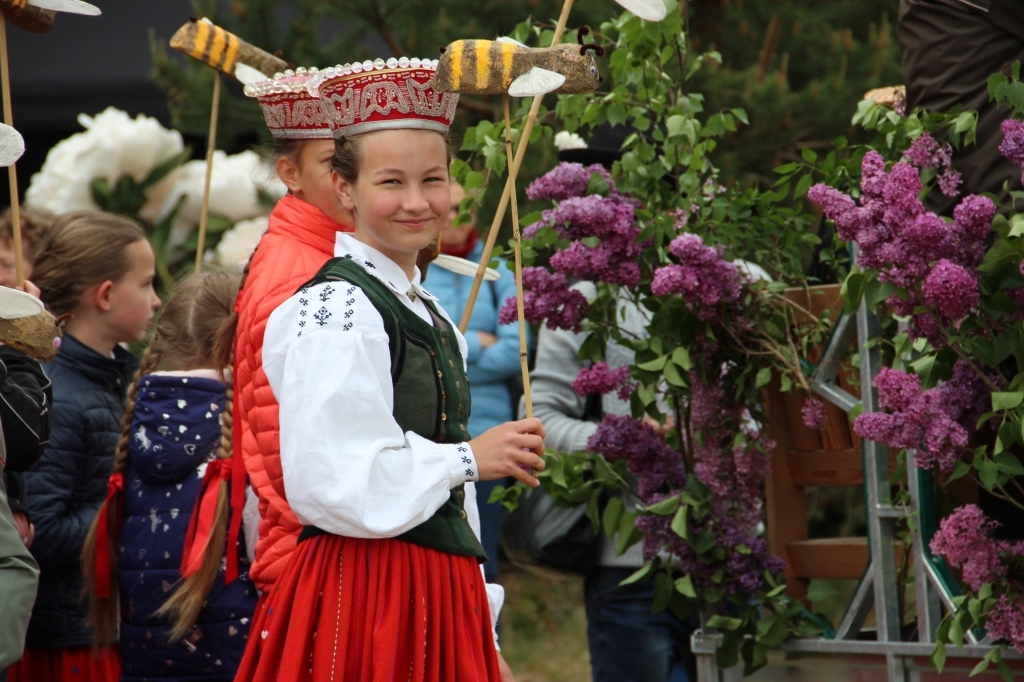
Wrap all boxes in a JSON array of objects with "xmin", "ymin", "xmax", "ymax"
[
  {"xmin": 0, "ymin": 310, "xmax": 62, "ymax": 362},
  {"xmin": 170, "ymin": 18, "xmax": 288, "ymax": 81},
  {"xmin": 434, "ymin": 39, "xmax": 599, "ymax": 96},
  {"xmin": 0, "ymin": 0, "xmax": 54, "ymax": 33}
]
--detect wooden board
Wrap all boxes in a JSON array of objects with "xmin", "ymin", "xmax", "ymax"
[{"xmin": 786, "ymin": 537, "xmax": 907, "ymax": 580}]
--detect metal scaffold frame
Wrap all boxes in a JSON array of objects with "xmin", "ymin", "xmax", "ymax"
[{"xmin": 691, "ymin": 286, "xmax": 1021, "ymax": 681}]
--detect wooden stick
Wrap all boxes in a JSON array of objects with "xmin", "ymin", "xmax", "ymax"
[
  {"xmin": 195, "ymin": 73, "xmax": 222, "ymax": 272},
  {"xmin": 0, "ymin": 15, "xmax": 24, "ymax": 288},
  {"xmin": 458, "ymin": 0, "xmax": 577, "ymax": 333},
  {"xmin": 502, "ymin": 95, "xmax": 533, "ymax": 418}
]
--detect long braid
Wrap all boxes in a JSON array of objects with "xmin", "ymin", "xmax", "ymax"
[
  {"xmin": 155, "ymin": 272, "xmax": 241, "ymax": 640},
  {"xmin": 81, "ymin": 345, "xmax": 163, "ymax": 647}
]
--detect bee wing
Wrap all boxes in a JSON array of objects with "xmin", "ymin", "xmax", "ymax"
[
  {"xmin": 0, "ymin": 123, "xmax": 25, "ymax": 168},
  {"xmin": 496, "ymin": 36, "xmax": 528, "ymax": 47},
  {"xmin": 0, "ymin": 286, "xmax": 44, "ymax": 320},
  {"xmin": 27, "ymin": 0, "xmax": 101, "ymax": 15},
  {"xmin": 234, "ymin": 62, "xmax": 271, "ymax": 85},
  {"xmin": 613, "ymin": 0, "xmax": 667, "ymax": 21},
  {"xmin": 432, "ymin": 254, "xmax": 501, "ymax": 282},
  {"xmin": 508, "ymin": 67, "xmax": 566, "ymax": 98}
]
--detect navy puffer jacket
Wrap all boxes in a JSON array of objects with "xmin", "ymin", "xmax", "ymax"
[
  {"xmin": 118, "ymin": 371, "xmax": 256, "ymax": 682},
  {"xmin": 25, "ymin": 333, "xmax": 136, "ymax": 649}
]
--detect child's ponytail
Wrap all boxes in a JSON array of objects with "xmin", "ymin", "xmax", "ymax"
[{"xmin": 81, "ymin": 345, "xmax": 163, "ymax": 648}]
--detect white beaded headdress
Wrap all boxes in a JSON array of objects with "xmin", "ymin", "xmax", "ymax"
[{"xmin": 244, "ymin": 67, "xmax": 332, "ymax": 140}]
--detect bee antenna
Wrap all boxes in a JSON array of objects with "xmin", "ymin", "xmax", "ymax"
[
  {"xmin": 580, "ymin": 43, "xmax": 605, "ymax": 57},
  {"xmin": 577, "ymin": 26, "xmax": 591, "ymax": 45},
  {"xmin": 439, "ymin": 46, "xmax": 447, "ymax": 54}
]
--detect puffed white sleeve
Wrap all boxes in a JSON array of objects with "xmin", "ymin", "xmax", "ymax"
[
  {"xmin": 263, "ymin": 282, "xmax": 480, "ymax": 538},
  {"xmin": 464, "ymin": 481, "xmax": 505, "ymax": 649}
]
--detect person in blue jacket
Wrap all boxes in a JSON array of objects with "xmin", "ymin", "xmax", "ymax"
[{"xmin": 423, "ymin": 181, "xmax": 525, "ymax": 582}]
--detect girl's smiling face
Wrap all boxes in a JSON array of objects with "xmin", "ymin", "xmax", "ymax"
[{"xmin": 333, "ymin": 129, "xmax": 450, "ymax": 278}]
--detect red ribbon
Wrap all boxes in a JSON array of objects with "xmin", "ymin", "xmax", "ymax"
[
  {"xmin": 94, "ymin": 472, "xmax": 124, "ymax": 598},
  {"xmin": 180, "ymin": 458, "xmax": 232, "ymax": 578}
]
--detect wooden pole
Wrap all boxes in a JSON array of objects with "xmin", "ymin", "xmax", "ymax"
[
  {"xmin": 502, "ymin": 95, "xmax": 533, "ymax": 418},
  {"xmin": 458, "ymin": 0, "xmax": 577, "ymax": 333},
  {"xmin": 195, "ymin": 73, "xmax": 222, "ymax": 272},
  {"xmin": 0, "ymin": 16, "xmax": 24, "ymax": 288}
]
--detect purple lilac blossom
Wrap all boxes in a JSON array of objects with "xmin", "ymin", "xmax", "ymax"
[
  {"xmin": 930, "ymin": 505, "xmax": 1008, "ymax": 591},
  {"xmin": 497, "ymin": 267, "xmax": 589, "ymax": 332},
  {"xmin": 572, "ymin": 362, "xmax": 631, "ymax": 397},
  {"xmin": 903, "ymin": 132, "xmax": 960, "ymax": 197},
  {"xmin": 999, "ymin": 119, "xmax": 1024, "ymax": 179},
  {"xmin": 801, "ymin": 398, "xmax": 828, "ymax": 430},
  {"xmin": 587, "ymin": 414, "xmax": 686, "ymax": 500},
  {"xmin": 650, "ymin": 235, "xmax": 742, "ymax": 319},
  {"xmin": 922, "ymin": 259, "xmax": 979, "ymax": 321},
  {"xmin": 525, "ymin": 162, "xmax": 591, "ymax": 201}
]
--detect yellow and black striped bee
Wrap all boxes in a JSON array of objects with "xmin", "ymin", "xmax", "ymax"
[
  {"xmin": 170, "ymin": 18, "xmax": 288, "ymax": 85},
  {"xmin": 434, "ymin": 27, "xmax": 604, "ymax": 98}
]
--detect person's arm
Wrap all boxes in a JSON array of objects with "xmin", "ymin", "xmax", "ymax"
[
  {"xmin": 464, "ymin": 482, "xmax": 504, "ymax": 647},
  {"xmin": 24, "ymin": 407, "xmax": 97, "ymax": 569},
  {"xmin": 0, "ymin": 472, "xmax": 38, "ymax": 670},
  {"xmin": 264, "ymin": 283, "xmax": 481, "ymax": 538},
  {"xmin": 470, "ymin": 262, "xmax": 526, "ymax": 383},
  {"xmin": 0, "ymin": 346, "xmax": 52, "ymax": 473},
  {"xmin": 526, "ymin": 324, "xmax": 599, "ymax": 453}
]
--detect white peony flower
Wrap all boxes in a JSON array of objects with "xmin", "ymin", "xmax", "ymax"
[
  {"xmin": 215, "ymin": 216, "xmax": 269, "ymax": 272},
  {"xmin": 156, "ymin": 150, "xmax": 281, "ymax": 246},
  {"xmin": 554, "ymin": 130, "xmax": 588, "ymax": 151},
  {"xmin": 25, "ymin": 107, "xmax": 184, "ymax": 216}
]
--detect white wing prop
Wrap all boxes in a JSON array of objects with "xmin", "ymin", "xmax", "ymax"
[
  {"xmin": 613, "ymin": 0, "xmax": 667, "ymax": 21},
  {"xmin": 432, "ymin": 254, "xmax": 500, "ymax": 282},
  {"xmin": 26, "ymin": 0, "xmax": 101, "ymax": 15},
  {"xmin": 496, "ymin": 36, "xmax": 528, "ymax": 47},
  {"xmin": 0, "ymin": 123, "xmax": 25, "ymax": 167},
  {"xmin": 508, "ymin": 67, "xmax": 566, "ymax": 98},
  {"xmin": 0, "ymin": 286, "xmax": 44, "ymax": 320},
  {"xmin": 234, "ymin": 62, "xmax": 271, "ymax": 85}
]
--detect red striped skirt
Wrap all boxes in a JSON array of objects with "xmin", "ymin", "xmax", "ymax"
[
  {"xmin": 235, "ymin": 534, "xmax": 500, "ymax": 682},
  {"xmin": 5, "ymin": 645, "xmax": 119, "ymax": 682}
]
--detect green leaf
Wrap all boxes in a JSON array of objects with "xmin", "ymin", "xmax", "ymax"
[
  {"xmin": 948, "ymin": 460, "xmax": 971, "ymax": 483},
  {"xmin": 706, "ymin": 615, "xmax": 743, "ymax": 631},
  {"xmin": 971, "ymin": 657, "xmax": 992, "ymax": 677},
  {"xmin": 932, "ymin": 640, "xmax": 947, "ymax": 673},
  {"xmin": 670, "ymin": 504, "xmax": 689, "ymax": 541},
  {"xmin": 794, "ymin": 174, "xmax": 813, "ymax": 198},
  {"xmin": 646, "ymin": 495, "xmax": 680, "ymax": 516},
  {"xmin": 671, "ymin": 346, "xmax": 693, "ymax": 371},
  {"xmin": 756, "ymin": 367, "xmax": 772, "ymax": 388},
  {"xmin": 636, "ymin": 355, "xmax": 668, "ymax": 372},
  {"xmin": 139, "ymin": 148, "xmax": 191, "ymax": 190},
  {"xmin": 996, "ymin": 451, "xmax": 1024, "ymax": 475},
  {"xmin": 663, "ymin": 362, "xmax": 688, "ymax": 388},
  {"xmin": 602, "ymin": 497, "xmax": 625, "ymax": 539},
  {"xmin": 674, "ymin": 573, "xmax": 696, "ymax": 598},
  {"xmin": 992, "ymin": 392, "xmax": 1023, "ymax": 411},
  {"xmin": 620, "ymin": 562, "xmax": 655, "ymax": 585},
  {"xmin": 801, "ymin": 147, "xmax": 818, "ymax": 163}
]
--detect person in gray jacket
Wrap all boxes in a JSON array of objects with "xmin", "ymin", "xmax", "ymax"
[
  {"xmin": 524, "ymin": 283, "xmax": 695, "ymax": 682},
  {"xmin": 0, "ymin": 461, "xmax": 39, "ymax": 675}
]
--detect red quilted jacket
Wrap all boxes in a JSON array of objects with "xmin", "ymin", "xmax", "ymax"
[{"xmin": 234, "ymin": 194, "xmax": 352, "ymax": 592}]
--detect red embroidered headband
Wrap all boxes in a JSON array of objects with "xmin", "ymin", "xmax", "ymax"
[
  {"xmin": 244, "ymin": 67, "xmax": 332, "ymax": 140},
  {"xmin": 308, "ymin": 57, "xmax": 458, "ymax": 138}
]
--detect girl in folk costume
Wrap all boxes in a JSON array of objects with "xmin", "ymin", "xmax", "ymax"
[
  {"xmin": 234, "ymin": 58, "xmax": 547, "ymax": 682},
  {"xmin": 225, "ymin": 67, "xmax": 356, "ymax": 597},
  {"xmin": 81, "ymin": 271, "xmax": 258, "ymax": 682}
]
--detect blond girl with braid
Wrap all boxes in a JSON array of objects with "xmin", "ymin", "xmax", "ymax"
[{"xmin": 81, "ymin": 271, "xmax": 258, "ymax": 682}]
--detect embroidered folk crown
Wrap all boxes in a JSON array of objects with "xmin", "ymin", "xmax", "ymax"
[
  {"xmin": 308, "ymin": 57, "xmax": 458, "ymax": 137},
  {"xmin": 244, "ymin": 67, "xmax": 332, "ymax": 140}
]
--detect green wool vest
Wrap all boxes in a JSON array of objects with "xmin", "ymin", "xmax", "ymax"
[{"xmin": 296, "ymin": 257, "xmax": 486, "ymax": 560}]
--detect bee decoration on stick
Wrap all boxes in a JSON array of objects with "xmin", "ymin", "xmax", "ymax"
[
  {"xmin": 434, "ymin": 26, "xmax": 604, "ymax": 98},
  {"xmin": 170, "ymin": 18, "xmax": 289, "ymax": 271}
]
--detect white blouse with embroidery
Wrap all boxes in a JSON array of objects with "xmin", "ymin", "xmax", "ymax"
[{"xmin": 262, "ymin": 233, "xmax": 503, "ymax": 639}]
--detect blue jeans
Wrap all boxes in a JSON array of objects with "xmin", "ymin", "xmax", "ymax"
[
  {"xmin": 585, "ymin": 567, "xmax": 697, "ymax": 682},
  {"xmin": 475, "ymin": 479, "xmax": 505, "ymax": 583}
]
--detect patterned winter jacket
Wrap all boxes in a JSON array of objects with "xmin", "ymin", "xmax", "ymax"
[
  {"xmin": 119, "ymin": 371, "xmax": 257, "ymax": 682},
  {"xmin": 234, "ymin": 194, "xmax": 352, "ymax": 591}
]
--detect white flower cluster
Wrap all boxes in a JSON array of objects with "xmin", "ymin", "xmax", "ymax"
[
  {"xmin": 554, "ymin": 130, "xmax": 588, "ymax": 151},
  {"xmin": 25, "ymin": 107, "xmax": 184, "ymax": 218},
  {"xmin": 25, "ymin": 108, "xmax": 286, "ymax": 262},
  {"xmin": 215, "ymin": 216, "xmax": 269, "ymax": 273}
]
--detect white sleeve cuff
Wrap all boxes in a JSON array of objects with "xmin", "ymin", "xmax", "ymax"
[{"xmin": 441, "ymin": 441, "xmax": 479, "ymax": 487}]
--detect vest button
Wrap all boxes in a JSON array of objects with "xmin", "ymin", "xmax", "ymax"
[
  {"xmin": 437, "ymin": 371, "xmax": 443, "ymax": 379},
  {"xmin": 456, "ymin": 381, "xmax": 462, "ymax": 389},
  {"xmin": 449, "ymin": 360, "xmax": 456, "ymax": 368},
  {"xmin": 459, "ymin": 510, "xmax": 468, "ymax": 520},
  {"xmin": 441, "ymin": 413, "xmax": 447, "ymax": 421},
  {"xmin": 460, "ymin": 423, "xmax": 466, "ymax": 431}
]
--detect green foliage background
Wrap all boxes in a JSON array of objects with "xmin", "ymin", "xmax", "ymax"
[{"xmin": 153, "ymin": 0, "xmax": 903, "ymax": 194}]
